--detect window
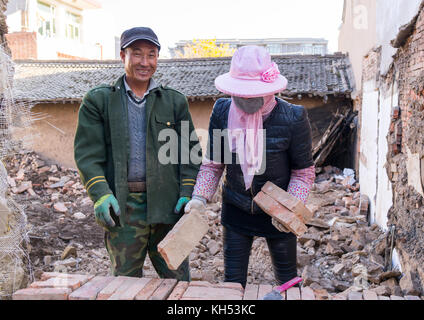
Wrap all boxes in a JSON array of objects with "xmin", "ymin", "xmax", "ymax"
[
  {"xmin": 313, "ymin": 45, "xmax": 326, "ymax": 55},
  {"xmin": 303, "ymin": 44, "xmax": 313, "ymax": 55},
  {"xmin": 65, "ymin": 12, "xmax": 82, "ymax": 41},
  {"xmin": 266, "ymin": 44, "xmax": 282, "ymax": 55},
  {"xmin": 37, "ymin": 1, "xmax": 56, "ymax": 37}
]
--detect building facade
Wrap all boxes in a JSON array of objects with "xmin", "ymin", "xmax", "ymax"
[
  {"xmin": 5, "ymin": 0, "xmax": 102, "ymax": 59},
  {"xmin": 169, "ymin": 38, "xmax": 328, "ymax": 58},
  {"xmin": 339, "ymin": 0, "xmax": 424, "ymax": 294},
  {"xmin": 12, "ymin": 54, "xmax": 353, "ymax": 169}
]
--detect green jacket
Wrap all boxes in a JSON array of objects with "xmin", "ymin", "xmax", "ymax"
[{"xmin": 74, "ymin": 75, "xmax": 201, "ymax": 224}]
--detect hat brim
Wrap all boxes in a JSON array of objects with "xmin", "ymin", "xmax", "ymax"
[
  {"xmin": 122, "ymin": 37, "xmax": 161, "ymax": 51},
  {"xmin": 215, "ymin": 73, "xmax": 288, "ymax": 98}
]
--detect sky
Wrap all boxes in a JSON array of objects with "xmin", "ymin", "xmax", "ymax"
[{"xmin": 84, "ymin": 0, "xmax": 345, "ymax": 59}]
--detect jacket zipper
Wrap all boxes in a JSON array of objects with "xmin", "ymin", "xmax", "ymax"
[{"xmin": 250, "ymin": 177, "xmax": 255, "ymax": 214}]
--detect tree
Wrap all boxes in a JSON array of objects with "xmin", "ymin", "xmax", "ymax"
[{"xmin": 176, "ymin": 39, "xmax": 235, "ymax": 58}]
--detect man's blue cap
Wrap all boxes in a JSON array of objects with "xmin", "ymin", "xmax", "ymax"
[{"xmin": 120, "ymin": 27, "xmax": 161, "ymax": 51}]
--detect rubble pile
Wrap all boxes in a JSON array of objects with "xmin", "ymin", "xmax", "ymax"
[
  {"xmin": 297, "ymin": 165, "xmax": 411, "ymax": 298},
  {"xmin": 5, "ymin": 150, "xmax": 417, "ymax": 298}
]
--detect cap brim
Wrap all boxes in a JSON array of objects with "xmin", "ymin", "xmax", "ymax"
[
  {"xmin": 215, "ymin": 73, "xmax": 288, "ymax": 98},
  {"xmin": 122, "ymin": 37, "xmax": 161, "ymax": 50}
]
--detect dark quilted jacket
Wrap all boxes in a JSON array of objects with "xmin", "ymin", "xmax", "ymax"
[{"xmin": 206, "ymin": 97, "xmax": 314, "ymax": 215}]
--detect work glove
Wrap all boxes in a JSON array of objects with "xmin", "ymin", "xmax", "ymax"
[
  {"xmin": 94, "ymin": 194, "xmax": 121, "ymax": 228},
  {"xmin": 174, "ymin": 197, "xmax": 191, "ymax": 214},
  {"xmin": 272, "ymin": 218, "xmax": 290, "ymax": 233},
  {"xmin": 184, "ymin": 196, "xmax": 206, "ymax": 214}
]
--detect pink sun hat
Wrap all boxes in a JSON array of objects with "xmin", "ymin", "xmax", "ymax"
[{"xmin": 215, "ymin": 45, "xmax": 288, "ymax": 98}]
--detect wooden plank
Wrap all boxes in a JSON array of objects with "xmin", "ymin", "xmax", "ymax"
[
  {"xmin": 167, "ymin": 281, "xmax": 189, "ymax": 300},
  {"xmin": 243, "ymin": 284, "xmax": 259, "ymax": 300},
  {"xmin": 135, "ymin": 278, "xmax": 163, "ymax": 300},
  {"xmin": 149, "ymin": 279, "xmax": 178, "ymax": 300}
]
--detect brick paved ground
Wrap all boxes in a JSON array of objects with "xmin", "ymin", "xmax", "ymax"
[{"xmin": 12, "ymin": 272, "xmax": 424, "ymax": 300}]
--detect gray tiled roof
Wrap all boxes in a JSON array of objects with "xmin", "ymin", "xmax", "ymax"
[{"xmin": 12, "ymin": 54, "xmax": 353, "ymax": 103}]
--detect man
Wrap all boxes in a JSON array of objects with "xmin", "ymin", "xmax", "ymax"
[{"xmin": 74, "ymin": 27, "xmax": 201, "ymax": 280}]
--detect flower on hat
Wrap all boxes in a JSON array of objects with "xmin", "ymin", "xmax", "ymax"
[{"xmin": 261, "ymin": 62, "xmax": 280, "ymax": 83}]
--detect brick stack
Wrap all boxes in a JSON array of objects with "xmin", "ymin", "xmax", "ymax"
[
  {"xmin": 253, "ymin": 181, "xmax": 313, "ymax": 237},
  {"xmin": 12, "ymin": 272, "xmax": 424, "ymax": 300}
]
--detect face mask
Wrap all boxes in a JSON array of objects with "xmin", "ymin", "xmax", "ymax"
[{"xmin": 232, "ymin": 96, "xmax": 264, "ymax": 114}]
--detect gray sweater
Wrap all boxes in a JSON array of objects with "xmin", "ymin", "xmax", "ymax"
[{"xmin": 124, "ymin": 77, "xmax": 158, "ymax": 182}]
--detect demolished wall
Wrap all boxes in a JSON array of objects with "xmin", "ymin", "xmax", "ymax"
[
  {"xmin": 384, "ymin": 3, "xmax": 424, "ymax": 295},
  {"xmin": 0, "ymin": 0, "xmax": 10, "ymax": 55}
]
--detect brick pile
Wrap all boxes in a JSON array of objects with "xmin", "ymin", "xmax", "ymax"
[{"xmin": 12, "ymin": 272, "xmax": 424, "ymax": 300}]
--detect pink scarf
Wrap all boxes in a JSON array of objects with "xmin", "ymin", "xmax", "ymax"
[{"xmin": 227, "ymin": 95, "xmax": 277, "ymax": 190}]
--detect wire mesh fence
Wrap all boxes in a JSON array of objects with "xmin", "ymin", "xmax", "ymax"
[{"xmin": 0, "ymin": 42, "xmax": 34, "ymax": 299}]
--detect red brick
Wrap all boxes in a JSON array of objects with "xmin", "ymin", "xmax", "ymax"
[
  {"xmin": 108, "ymin": 277, "xmax": 152, "ymax": 300},
  {"xmin": 149, "ymin": 278, "xmax": 178, "ymax": 300},
  {"xmin": 331, "ymin": 294, "xmax": 347, "ymax": 300},
  {"xmin": 188, "ymin": 281, "xmax": 243, "ymax": 292},
  {"xmin": 257, "ymin": 284, "xmax": 273, "ymax": 300},
  {"xmin": 300, "ymin": 287, "xmax": 315, "ymax": 300},
  {"xmin": 167, "ymin": 281, "xmax": 189, "ymax": 300},
  {"xmin": 243, "ymin": 284, "xmax": 259, "ymax": 300},
  {"xmin": 97, "ymin": 276, "xmax": 133, "ymax": 300},
  {"xmin": 261, "ymin": 181, "xmax": 313, "ymax": 223},
  {"xmin": 253, "ymin": 191, "xmax": 307, "ymax": 237},
  {"xmin": 314, "ymin": 289, "xmax": 331, "ymax": 300},
  {"xmin": 13, "ymin": 287, "xmax": 71, "ymax": 300},
  {"xmin": 69, "ymin": 276, "xmax": 115, "ymax": 300},
  {"xmin": 286, "ymin": 287, "xmax": 301, "ymax": 300},
  {"xmin": 219, "ymin": 282, "xmax": 244, "ymax": 292},
  {"xmin": 158, "ymin": 210, "xmax": 209, "ymax": 270},
  {"xmin": 363, "ymin": 290, "xmax": 378, "ymax": 300},
  {"xmin": 40, "ymin": 272, "xmax": 94, "ymax": 283},
  {"xmin": 5, "ymin": 32, "xmax": 37, "ymax": 60},
  {"xmin": 180, "ymin": 286, "xmax": 243, "ymax": 300},
  {"xmin": 348, "ymin": 291, "xmax": 363, "ymax": 300},
  {"xmin": 30, "ymin": 276, "xmax": 89, "ymax": 290},
  {"xmin": 135, "ymin": 278, "xmax": 163, "ymax": 300}
]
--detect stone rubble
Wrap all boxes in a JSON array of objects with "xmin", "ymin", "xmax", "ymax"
[{"xmin": 4, "ymin": 151, "xmax": 423, "ymax": 298}]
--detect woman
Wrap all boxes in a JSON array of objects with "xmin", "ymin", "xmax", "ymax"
[{"xmin": 185, "ymin": 45, "xmax": 315, "ymax": 287}]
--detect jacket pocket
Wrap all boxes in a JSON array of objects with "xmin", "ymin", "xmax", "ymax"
[{"xmin": 155, "ymin": 114, "xmax": 176, "ymax": 128}]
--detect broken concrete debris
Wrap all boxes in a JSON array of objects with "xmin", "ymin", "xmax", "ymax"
[{"xmin": 4, "ymin": 151, "xmax": 423, "ymax": 298}]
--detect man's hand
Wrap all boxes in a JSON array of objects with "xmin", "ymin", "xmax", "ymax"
[
  {"xmin": 272, "ymin": 218, "xmax": 291, "ymax": 233},
  {"xmin": 184, "ymin": 196, "xmax": 206, "ymax": 214},
  {"xmin": 94, "ymin": 194, "xmax": 120, "ymax": 228},
  {"xmin": 174, "ymin": 197, "xmax": 191, "ymax": 214}
]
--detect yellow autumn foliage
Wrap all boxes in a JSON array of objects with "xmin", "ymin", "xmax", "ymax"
[{"xmin": 176, "ymin": 39, "xmax": 235, "ymax": 58}]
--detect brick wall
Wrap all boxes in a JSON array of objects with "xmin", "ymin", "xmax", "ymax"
[
  {"xmin": 0, "ymin": 0, "xmax": 11, "ymax": 55},
  {"xmin": 5, "ymin": 32, "xmax": 37, "ymax": 60},
  {"xmin": 385, "ymin": 3, "xmax": 424, "ymax": 294}
]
